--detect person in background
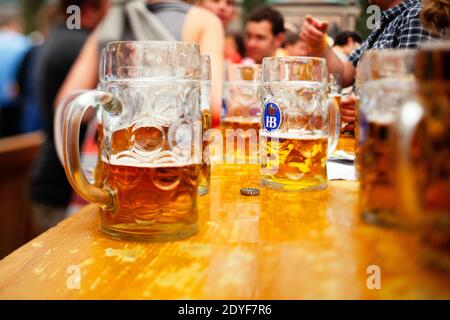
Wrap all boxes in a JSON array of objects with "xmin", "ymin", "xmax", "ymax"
[
  {"xmin": 0, "ymin": 5, "xmax": 30, "ymax": 137},
  {"xmin": 16, "ymin": 44, "xmax": 44, "ymax": 133},
  {"xmin": 300, "ymin": 0, "xmax": 440, "ymax": 131},
  {"xmin": 282, "ymin": 31, "xmax": 309, "ymax": 56},
  {"xmin": 17, "ymin": 2, "xmax": 63, "ymax": 133},
  {"xmin": 57, "ymin": 0, "xmax": 225, "ymax": 127},
  {"xmin": 301, "ymin": 0, "xmax": 438, "ymax": 87},
  {"xmin": 243, "ymin": 6, "xmax": 285, "ymax": 64},
  {"xmin": 197, "ymin": 0, "xmax": 236, "ymax": 29},
  {"xmin": 420, "ymin": 0, "xmax": 449, "ymax": 36},
  {"xmin": 30, "ymin": 0, "xmax": 110, "ymax": 235},
  {"xmin": 224, "ymin": 32, "xmax": 245, "ymax": 63},
  {"xmin": 332, "ymin": 31, "xmax": 363, "ymax": 61},
  {"xmin": 197, "ymin": 0, "xmax": 238, "ymax": 65}
]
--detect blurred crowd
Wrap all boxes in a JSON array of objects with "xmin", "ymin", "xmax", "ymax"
[{"xmin": 0, "ymin": 0, "xmax": 448, "ymax": 234}]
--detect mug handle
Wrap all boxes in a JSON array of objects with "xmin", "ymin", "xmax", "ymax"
[
  {"xmin": 54, "ymin": 90, "xmax": 87, "ymax": 166},
  {"xmin": 327, "ymin": 95, "xmax": 341, "ymax": 155},
  {"xmin": 59, "ymin": 90, "xmax": 122, "ymax": 209}
]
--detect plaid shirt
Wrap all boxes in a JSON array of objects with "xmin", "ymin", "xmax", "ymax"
[{"xmin": 348, "ymin": 0, "xmax": 434, "ymax": 67}]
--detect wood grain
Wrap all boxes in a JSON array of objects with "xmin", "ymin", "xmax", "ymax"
[
  {"xmin": 0, "ymin": 139, "xmax": 449, "ymax": 299},
  {"xmin": 0, "ymin": 131, "xmax": 44, "ymax": 259}
]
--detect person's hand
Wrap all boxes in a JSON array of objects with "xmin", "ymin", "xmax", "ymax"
[
  {"xmin": 340, "ymin": 95, "xmax": 356, "ymax": 132},
  {"xmin": 300, "ymin": 15, "xmax": 328, "ymax": 55}
]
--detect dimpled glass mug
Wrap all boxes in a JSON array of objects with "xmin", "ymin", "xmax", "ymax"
[
  {"xmin": 222, "ymin": 63, "xmax": 262, "ymax": 163},
  {"xmin": 397, "ymin": 42, "xmax": 450, "ymax": 270},
  {"xmin": 60, "ymin": 41, "xmax": 203, "ymax": 241},
  {"xmin": 259, "ymin": 57, "xmax": 340, "ymax": 191},
  {"xmin": 198, "ymin": 55, "xmax": 212, "ymax": 196},
  {"xmin": 357, "ymin": 49, "xmax": 416, "ymax": 227}
]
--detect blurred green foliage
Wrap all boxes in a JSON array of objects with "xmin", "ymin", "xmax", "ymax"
[
  {"xmin": 23, "ymin": 0, "xmax": 45, "ymax": 34},
  {"xmin": 355, "ymin": 0, "xmax": 371, "ymax": 39},
  {"xmin": 241, "ymin": 0, "xmax": 268, "ymax": 26},
  {"xmin": 16, "ymin": 0, "xmax": 371, "ymax": 39}
]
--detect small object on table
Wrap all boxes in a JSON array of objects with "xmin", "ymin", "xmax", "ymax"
[{"xmin": 240, "ymin": 187, "xmax": 260, "ymax": 196}]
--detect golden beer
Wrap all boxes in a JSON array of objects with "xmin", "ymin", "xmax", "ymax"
[
  {"xmin": 395, "ymin": 42, "xmax": 450, "ymax": 271},
  {"xmin": 419, "ymin": 115, "xmax": 450, "ymax": 243},
  {"xmin": 94, "ymin": 122, "xmax": 104, "ymax": 187},
  {"xmin": 222, "ymin": 116, "xmax": 260, "ymax": 132},
  {"xmin": 99, "ymin": 161, "xmax": 199, "ymax": 237},
  {"xmin": 96, "ymin": 124, "xmax": 200, "ymax": 240},
  {"xmin": 354, "ymin": 97, "xmax": 361, "ymax": 177},
  {"xmin": 359, "ymin": 119, "xmax": 398, "ymax": 226},
  {"xmin": 199, "ymin": 109, "xmax": 211, "ymax": 195},
  {"xmin": 108, "ymin": 125, "xmax": 170, "ymax": 154},
  {"xmin": 221, "ymin": 116, "xmax": 260, "ymax": 163},
  {"xmin": 412, "ymin": 90, "xmax": 450, "ymax": 270},
  {"xmin": 260, "ymin": 133, "xmax": 328, "ymax": 190}
]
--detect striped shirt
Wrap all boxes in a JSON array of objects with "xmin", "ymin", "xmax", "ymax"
[{"xmin": 349, "ymin": 0, "xmax": 434, "ymax": 66}]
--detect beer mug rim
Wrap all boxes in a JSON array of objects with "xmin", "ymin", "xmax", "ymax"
[
  {"xmin": 359, "ymin": 48, "xmax": 417, "ymax": 67},
  {"xmin": 261, "ymin": 56, "xmax": 327, "ymax": 83},
  {"xmin": 103, "ymin": 41, "xmax": 202, "ymax": 81},
  {"xmin": 360, "ymin": 48, "xmax": 417, "ymax": 57},
  {"xmin": 357, "ymin": 48, "xmax": 417, "ymax": 82},
  {"xmin": 225, "ymin": 62, "xmax": 262, "ymax": 82},
  {"xmin": 262, "ymin": 56, "xmax": 326, "ymax": 65},
  {"xmin": 105, "ymin": 40, "xmax": 200, "ymax": 51}
]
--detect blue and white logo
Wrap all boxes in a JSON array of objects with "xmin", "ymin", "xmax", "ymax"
[{"xmin": 263, "ymin": 101, "xmax": 282, "ymax": 132}]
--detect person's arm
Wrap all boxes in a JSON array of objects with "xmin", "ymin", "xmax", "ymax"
[
  {"xmin": 320, "ymin": 47, "xmax": 355, "ymax": 87},
  {"xmin": 300, "ymin": 15, "xmax": 356, "ymax": 87},
  {"xmin": 54, "ymin": 33, "xmax": 100, "ymax": 109},
  {"xmin": 182, "ymin": 7, "xmax": 225, "ymax": 127}
]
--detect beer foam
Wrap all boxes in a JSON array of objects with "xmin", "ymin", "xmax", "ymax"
[
  {"xmin": 103, "ymin": 151, "xmax": 199, "ymax": 168},
  {"xmin": 222, "ymin": 116, "xmax": 260, "ymax": 124},
  {"xmin": 366, "ymin": 112, "xmax": 397, "ymax": 125},
  {"xmin": 108, "ymin": 78, "xmax": 199, "ymax": 85},
  {"xmin": 260, "ymin": 130, "xmax": 327, "ymax": 140}
]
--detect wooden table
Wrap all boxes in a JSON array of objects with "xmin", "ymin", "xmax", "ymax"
[
  {"xmin": 0, "ymin": 131, "xmax": 44, "ymax": 259},
  {"xmin": 0, "ymin": 139, "xmax": 449, "ymax": 299}
]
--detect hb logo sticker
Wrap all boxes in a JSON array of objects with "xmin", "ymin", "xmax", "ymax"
[{"xmin": 263, "ymin": 101, "xmax": 282, "ymax": 132}]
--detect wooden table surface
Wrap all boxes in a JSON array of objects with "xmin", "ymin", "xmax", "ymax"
[{"xmin": 0, "ymin": 138, "xmax": 449, "ymax": 299}]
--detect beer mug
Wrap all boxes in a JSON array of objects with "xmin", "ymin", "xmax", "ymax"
[
  {"xmin": 222, "ymin": 63, "xmax": 261, "ymax": 163},
  {"xmin": 199, "ymin": 55, "xmax": 211, "ymax": 195},
  {"xmin": 398, "ymin": 42, "xmax": 450, "ymax": 270},
  {"xmin": 59, "ymin": 41, "xmax": 202, "ymax": 241},
  {"xmin": 259, "ymin": 57, "xmax": 340, "ymax": 191},
  {"xmin": 357, "ymin": 49, "xmax": 416, "ymax": 227}
]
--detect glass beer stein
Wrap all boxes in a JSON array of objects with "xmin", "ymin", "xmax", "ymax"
[
  {"xmin": 198, "ymin": 55, "xmax": 211, "ymax": 195},
  {"xmin": 357, "ymin": 49, "xmax": 416, "ymax": 227},
  {"xmin": 222, "ymin": 63, "xmax": 261, "ymax": 163},
  {"xmin": 60, "ymin": 41, "xmax": 202, "ymax": 241},
  {"xmin": 259, "ymin": 57, "xmax": 340, "ymax": 191},
  {"xmin": 398, "ymin": 41, "xmax": 450, "ymax": 271},
  {"xmin": 328, "ymin": 73, "xmax": 348, "ymax": 137}
]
